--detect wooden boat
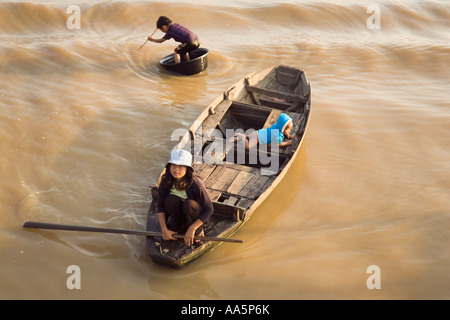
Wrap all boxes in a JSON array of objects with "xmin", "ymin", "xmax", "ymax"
[
  {"xmin": 146, "ymin": 65, "xmax": 311, "ymax": 268},
  {"xmin": 159, "ymin": 48, "xmax": 209, "ymax": 75}
]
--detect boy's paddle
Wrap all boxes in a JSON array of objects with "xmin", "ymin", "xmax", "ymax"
[
  {"xmin": 23, "ymin": 221, "xmax": 243, "ymax": 243},
  {"xmin": 135, "ymin": 28, "xmax": 157, "ymax": 53}
]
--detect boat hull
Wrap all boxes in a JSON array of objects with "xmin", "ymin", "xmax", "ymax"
[{"xmin": 146, "ymin": 65, "xmax": 311, "ymax": 268}]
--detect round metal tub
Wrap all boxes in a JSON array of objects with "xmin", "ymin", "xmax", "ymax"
[{"xmin": 159, "ymin": 48, "xmax": 209, "ymax": 75}]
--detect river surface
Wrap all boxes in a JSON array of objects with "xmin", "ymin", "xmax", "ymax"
[{"xmin": 0, "ymin": 0, "xmax": 449, "ymax": 299}]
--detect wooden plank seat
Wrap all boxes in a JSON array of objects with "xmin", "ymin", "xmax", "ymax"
[
  {"xmin": 193, "ymin": 161, "xmax": 273, "ymax": 201},
  {"xmin": 245, "ymin": 85, "xmax": 308, "ymax": 104},
  {"xmin": 258, "ymin": 96, "xmax": 295, "ymax": 110}
]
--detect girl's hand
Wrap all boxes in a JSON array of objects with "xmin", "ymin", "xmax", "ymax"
[
  {"xmin": 184, "ymin": 219, "xmax": 204, "ymax": 246},
  {"xmin": 184, "ymin": 226, "xmax": 196, "ymax": 246},
  {"xmin": 162, "ymin": 228, "xmax": 176, "ymax": 241}
]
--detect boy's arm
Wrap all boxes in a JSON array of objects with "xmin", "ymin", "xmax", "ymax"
[
  {"xmin": 277, "ymin": 134, "xmax": 294, "ymax": 147},
  {"xmin": 148, "ymin": 36, "xmax": 166, "ymax": 43},
  {"xmin": 279, "ymin": 140, "xmax": 293, "ymax": 147}
]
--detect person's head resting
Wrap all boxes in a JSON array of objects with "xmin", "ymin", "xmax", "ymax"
[
  {"xmin": 164, "ymin": 149, "xmax": 194, "ymax": 188},
  {"xmin": 156, "ymin": 16, "xmax": 172, "ymax": 33},
  {"xmin": 276, "ymin": 113, "xmax": 293, "ymax": 136},
  {"xmin": 282, "ymin": 119, "xmax": 293, "ymax": 135}
]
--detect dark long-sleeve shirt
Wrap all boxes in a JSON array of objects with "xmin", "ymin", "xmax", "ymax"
[
  {"xmin": 163, "ymin": 23, "xmax": 197, "ymax": 43},
  {"xmin": 156, "ymin": 175, "xmax": 213, "ymax": 223}
]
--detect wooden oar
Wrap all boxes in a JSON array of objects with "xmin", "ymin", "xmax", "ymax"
[
  {"xmin": 22, "ymin": 221, "xmax": 243, "ymax": 243},
  {"xmin": 134, "ymin": 28, "xmax": 157, "ymax": 53}
]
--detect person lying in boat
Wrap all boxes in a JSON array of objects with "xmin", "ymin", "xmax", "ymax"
[
  {"xmin": 148, "ymin": 16, "xmax": 200, "ymax": 64},
  {"xmin": 156, "ymin": 149, "xmax": 213, "ymax": 246},
  {"xmin": 229, "ymin": 112, "xmax": 294, "ymax": 150}
]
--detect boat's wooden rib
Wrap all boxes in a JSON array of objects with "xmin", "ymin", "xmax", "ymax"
[{"xmin": 146, "ymin": 65, "xmax": 311, "ymax": 268}]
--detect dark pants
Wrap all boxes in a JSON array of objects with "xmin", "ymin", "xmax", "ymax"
[
  {"xmin": 164, "ymin": 195, "xmax": 204, "ymax": 234},
  {"xmin": 175, "ymin": 38, "xmax": 200, "ymax": 56}
]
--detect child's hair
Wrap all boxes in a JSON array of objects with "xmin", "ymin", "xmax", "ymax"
[
  {"xmin": 157, "ymin": 16, "xmax": 172, "ymax": 28},
  {"xmin": 163, "ymin": 163, "xmax": 195, "ymax": 190}
]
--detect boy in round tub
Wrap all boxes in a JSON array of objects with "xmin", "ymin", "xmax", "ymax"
[
  {"xmin": 230, "ymin": 112, "xmax": 294, "ymax": 150},
  {"xmin": 148, "ymin": 16, "xmax": 200, "ymax": 64}
]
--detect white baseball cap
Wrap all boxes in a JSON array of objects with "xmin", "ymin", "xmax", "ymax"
[{"xmin": 168, "ymin": 149, "xmax": 193, "ymax": 169}]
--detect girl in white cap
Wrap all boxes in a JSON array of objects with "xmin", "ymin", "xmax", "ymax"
[{"xmin": 156, "ymin": 149, "xmax": 213, "ymax": 246}]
